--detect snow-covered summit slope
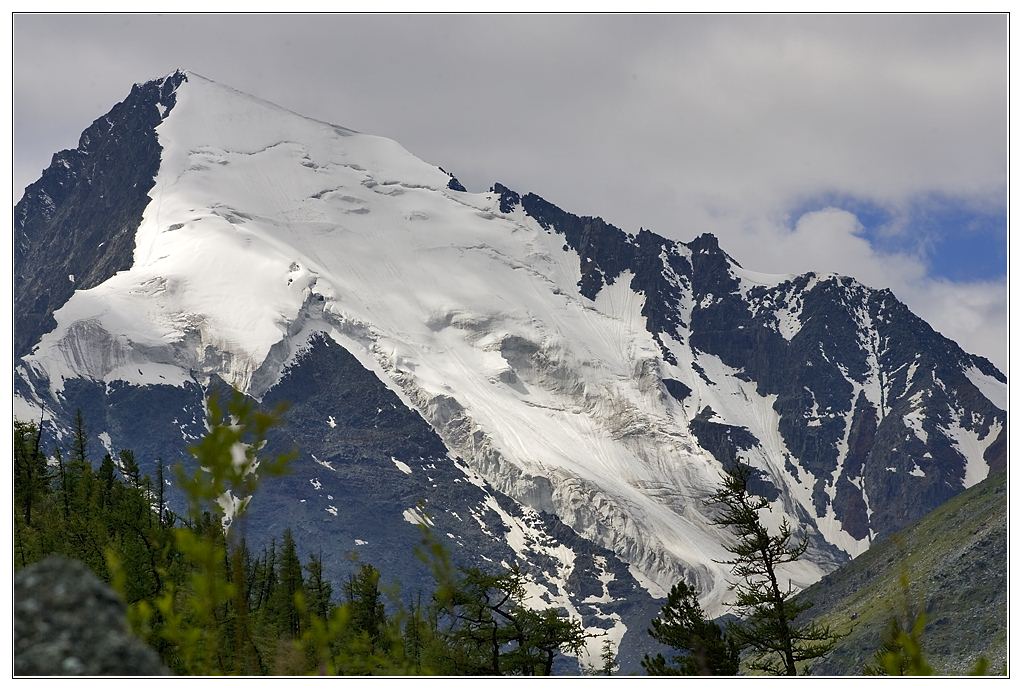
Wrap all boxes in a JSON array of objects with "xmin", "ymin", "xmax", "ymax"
[{"xmin": 17, "ymin": 71, "xmax": 1006, "ymax": 616}]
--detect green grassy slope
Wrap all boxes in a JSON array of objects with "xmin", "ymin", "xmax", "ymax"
[{"xmin": 793, "ymin": 472, "xmax": 1007, "ymax": 675}]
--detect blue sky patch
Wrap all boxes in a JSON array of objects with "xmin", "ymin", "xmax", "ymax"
[{"xmin": 788, "ymin": 193, "xmax": 1006, "ymax": 283}]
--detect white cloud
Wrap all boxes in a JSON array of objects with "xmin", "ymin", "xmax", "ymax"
[{"xmin": 706, "ymin": 207, "xmax": 1006, "ymax": 371}]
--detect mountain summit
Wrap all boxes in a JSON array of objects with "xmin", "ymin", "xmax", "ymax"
[{"xmin": 14, "ymin": 71, "xmax": 1006, "ymax": 667}]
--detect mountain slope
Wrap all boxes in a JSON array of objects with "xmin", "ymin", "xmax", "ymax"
[
  {"xmin": 15, "ymin": 71, "xmax": 187, "ymax": 358},
  {"xmin": 14, "ymin": 70, "xmax": 1006, "ymax": 641},
  {"xmin": 791, "ymin": 471, "xmax": 1007, "ymax": 675}
]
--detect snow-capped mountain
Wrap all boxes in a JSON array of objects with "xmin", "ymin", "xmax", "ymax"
[{"xmin": 14, "ymin": 71, "xmax": 1006, "ymax": 667}]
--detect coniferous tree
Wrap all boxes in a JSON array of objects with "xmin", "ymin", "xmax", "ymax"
[
  {"xmin": 641, "ymin": 581, "xmax": 738, "ymax": 675},
  {"xmin": 521, "ymin": 607, "xmax": 588, "ymax": 675},
  {"xmin": 403, "ymin": 593, "xmax": 426, "ymax": 673},
  {"xmin": 259, "ymin": 540, "xmax": 279, "ymax": 627},
  {"xmin": 227, "ymin": 538, "xmax": 265, "ymax": 674},
  {"xmin": 344, "ymin": 563, "xmax": 386, "ymax": 648},
  {"xmin": 71, "ymin": 410, "xmax": 89, "ymax": 464},
  {"xmin": 600, "ymin": 639, "xmax": 618, "ymax": 675},
  {"xmin": 119, "ymin": 449, "xmax": 141, "ymax": 490},
  {"xmin": 156, "ymin": 461, "xmax": 167, "ymax": 527},
  {"xmin": 11, "ymin": 395, "xmax": 303, "ymax": 676},
  {"xmin": 14, "ymin": 419, "xmax": 53, "ymax": 567},
  {"xmin": 438, "ymin": 565, "xmax": 587, "ymax": 675},
  {"xmin": 303, "ymin": 552, "xmax": 332, "ymax": 622},
  {"xmin": 276, "ymin": 529, "xmax": 304, "ymax": 638},
  {"xmin": 707, "ymin": 463, "xmax": 840, "ymax": 675},
  {"xmin": 14, "ymin": 420, "xmax": 52, "ymax": 527},
  {"xmin": 98, "ymin": 453, "xmax": 116, "ymax": 509},
  {"xmin": 55, "ymin": 447, "xmax": 70, "ymax": 521},
  {"xmin": 143, "ymin": 476, "xmax": 154, "ymax": 529},
  {"xmin": 441, "ymin": 566, "xmax": 504, "ymax": 674},
  {"xmin": 250, "ymin": 543, "xmax": 272, "ymax": 615},
  {"xmin": 15, "ymin": 398, "xmax": 648, "ymax": 677}
]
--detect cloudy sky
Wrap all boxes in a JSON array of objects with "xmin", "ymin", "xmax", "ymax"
[{"xmin": 13, "ymin": 14, "xmax": 1007, "ymax": 369}]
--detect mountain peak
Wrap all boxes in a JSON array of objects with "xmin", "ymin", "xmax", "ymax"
[
  {"xmin": 13, "ymin": 71, "xmax": 1006, "ymax": 646},
  {"xmin": 687, "ymin": 232, "xmax": 727, "ymax": 256},
  {"xmin": 134, "ymin": 68, "xmax": 188, "ymax": 91},
  {"xmin": 491, "ymin": 182, "xmax": 521, "ymax": 213}
]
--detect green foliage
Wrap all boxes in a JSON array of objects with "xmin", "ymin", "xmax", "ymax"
[
  {"xmin": 708, "ymin": 464, "xmax": 841, "ymax": 675},
  {"xmin": 98, "ymin": 453, "xmax": 116, "ymax": 507},
  {"xmin": 127, "ymin": 392, "xmax": 295, "ymax": 674},
  {"xmin": 13, "ymin": 395, "xmax": 599, "ymax": 676},
  {"xmin": 642, "ymin": 581, "xmax": 738, "ymax": 675},
  {"xmin": 303, "ymin": 552, "xmax": 332, "ymax": 623},
  {"xmin": 14, "ymin": 415, "xmax": 164, "ymax": 598},
  {"xmin": 13, "ymin": 418, "xmax": 51, "ymax": 531},
  {"xmin": 174, "ymin": 394, "xmax": 293, "ymax": 530},
  {"xmin": 969, "ymin": 657, "xmax": 991, "ymax": 676},
  {"xmin": 119, "ymin": 448, "xmax": 140, "ymax": 490},
  {"xmin": 274, "ymin": 529, "xmax": 304, "ymax": 639},
  {"xmin": 343, "ymin": 563, "xmax": 387, "ymax": 646},
  {"xmin": 865, "ymin": 614, "xmax": 931, "ymax": 675}
]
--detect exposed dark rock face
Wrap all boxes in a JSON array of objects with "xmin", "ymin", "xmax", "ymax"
[
  {"xmin": 14, "ymin": 70, "xmax": 186, "ymax": 358},
  {"xmin": 661, "ymin": 378, "xmax": 691, "ymax": 402},
  {"xmin": 491, "ymin": 182, "xmax": 521, "ymax": 213},
  {"xmin": 446, "ymin": 175, "xmax": 467, "ymax": 192},
  {"xmin": 498, "ymin": 184, "xmax": 1006, "ymax": 544},
  {"xmin": 985, "ymin": 426, "xmax": 1007, "ymax": 474},
  {"xmin": 689, "ymin": 407, "xmax": 759, "ymax": 469},
  {"xmin": 14, "ymin": 557, "xmax": 168, "ymax": 676},
  {"xmin": 521, "ymin": 191, "xmax": 638, "ymax": 301}
]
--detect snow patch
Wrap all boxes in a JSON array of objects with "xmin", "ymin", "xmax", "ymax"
[
  {"xmin": 216, "ymin": 491, "xmax": 250, "ymax": 532},
  {"xmin": 902, "ymin": 403, "xmax": 929, "ymax": 445},
  {"xmin": 774, "ymin": 305, "xmax": 804, "ymax": 340},
  {"xmin": 402, "ymin": 507, "xmax": 435, "ymax": 527},
  {"xmin": 965, "ymin": 365, "xmax": 1007, "ymax": 411},
  {"xmin": 732, "ymin": 265, "xmax": 793, "ymax": 299},
  {"xmin": 943, "ymin": 417, "xmax": 999, "ymax": 488},
  {"xmin": 311, "ymin": 454, "xmax": 335, "ymax": 471},
  {"xmin": 13, "ymin": 394, "xmax": 46, "ymax": 424}
]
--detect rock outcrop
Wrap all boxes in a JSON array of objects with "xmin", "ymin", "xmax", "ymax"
[{"xmin": 14, "ymin": 557, "xmax": 167, "ymax": 676}]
